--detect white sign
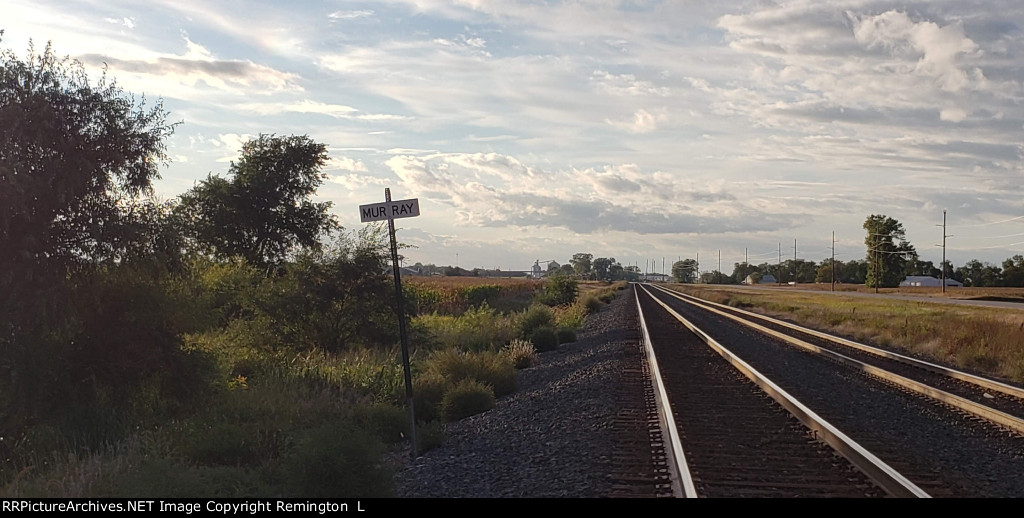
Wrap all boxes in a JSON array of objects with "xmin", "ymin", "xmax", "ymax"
[{"xmin": 359, "ymin": 198, "xmax": 420, "ymax": 222}]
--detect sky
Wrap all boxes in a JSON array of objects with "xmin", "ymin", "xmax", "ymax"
[{"xmin": 4, "ymin": 0, "xmax": 1024, "ymax": 274}]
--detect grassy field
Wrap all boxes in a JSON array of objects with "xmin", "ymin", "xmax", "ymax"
[
  {"xmin": 665, "ymin": 284, "xmax": 1024, "ymax": 384},
  {"xmin": 744, "ymin": 282, "xmax": 1024, "ymax": 301}
]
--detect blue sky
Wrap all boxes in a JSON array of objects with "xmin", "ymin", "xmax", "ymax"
[{"xmin": 5, "ymin": 0, "xmax": 1024, "ymax": 273}]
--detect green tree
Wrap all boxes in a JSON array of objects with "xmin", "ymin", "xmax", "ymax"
[
  {"xmin": 904, "ymin": 256, "xmax": 940, "ymax": 278},
  {"xmin": 815, "ymin": 259, "xmax": 843, "ymax": 284},
  {"xmin": 1002, "ymin": 255, "xmax": 1024, "ymax": 287},
  {"xmin": 179, "ymin": 134, "xmax": 337, "ymax": 269},
  {"xmin": 1, "ymin": 39, "xmax": 175, "ymax": 276},
  {"xmin": 593, "ymin": 257, "xmax": 613, "ymax": 281},
  {"xmin": 0, "ymin": 37, "xmax": 184, "ymax": 434},
  {"xmin": 732, "ymin": 262, "xmax": 758, "ymax": 284},
  {"xmin": 863, "ymin": 214, "xmax": 916, "ymax": 288},
  {"xmin": 570, "ymin": 253, "xmax": 593, "ymax": 279},
  {"xmin": 671, "ymin": 259, "xmax": 697, "ymax": 283}
]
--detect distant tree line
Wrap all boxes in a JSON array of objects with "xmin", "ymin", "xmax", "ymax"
[{"xmin": 663, "ymin": 214, "xmax": 1024, "ymax": 288}]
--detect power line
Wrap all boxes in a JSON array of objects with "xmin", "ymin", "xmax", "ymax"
[{"xmin": 954, "ymin": 215, "xmax": 1024, "ymax": 227}]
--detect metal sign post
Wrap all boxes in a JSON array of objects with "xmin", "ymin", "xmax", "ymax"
[{"xmin": 360, "ymin": 189, "xmax": 419, "ymax": 457}]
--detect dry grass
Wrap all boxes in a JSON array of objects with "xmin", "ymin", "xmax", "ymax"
[{"xmin": 669, "ymin": 285, "xmax": 1024, "ymax": 383}]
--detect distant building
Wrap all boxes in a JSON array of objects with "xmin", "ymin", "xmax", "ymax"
[
  {"xmin": 745, "ymin": 274, "xmax": 777, "ymax": 284},
  {"xmin": 900, "ymin": 276, "xmax": 963, "ymax": 287},
  {"xmin": 643, "ymin": 273, "xmax": 672, "ymax": 282}
]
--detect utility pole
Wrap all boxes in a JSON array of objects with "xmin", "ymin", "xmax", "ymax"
[
  {"xmin": 831, "ymin": 231, "xmax": 835, "ymax": 292},
  {"xmin": 696, "ymin": 251, "xmax": 700, "ymax": 284},
  {"xmin": 718, "ymin": 249, "xmax": 721, "ymax": 284},
  {"xmin": 793, "ymin": 238, "xmax": 797, "ymax": 284},
  {"xmin": 778, "ymin": 242, "xmax": 782, "ymax": 284},
  {"xmin": 937, "ymin": 210, "xmax": 951, "ymax": 294}
]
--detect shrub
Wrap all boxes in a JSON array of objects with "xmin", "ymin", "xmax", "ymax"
[
  {"xmin": 581, "ymin": 292, "xmax": 603, "ymax": 314},
  {"xmin": 423, "ymin": 349, "xmax": 516, "ymax": 397},
  {"xmin": 441, "ymin": 380, "xmax": 495, "ymax": 421},
  {"xmin": 281, "ymin": 419, "xmax": 392, "ymax": 497},
  {"xmin": 414, "ymin": 303, "xmax": 517, "ymax": 352},
  {"xmin": 537, "ymin": 275, "xmax": 578, "ymax": 306},
  {"xmin": 554, "ymin": 303, "xmax": 587, "ymax": 330},
  {"xmin": 355, "ymin": 404, "xmax": 411, "ymax": 444},
  {"xmin": 502, "ymin": 339, "xmax": 538, "ymax": 369},
  {"xmin": 412, "ymin": 372, "xmax": 449, "ymax": 423},
  {"xmin": 531, "ymin": 327, "xmax": 559, "ymax": 352},
  {"xmin": 519, "ymin": 304, "xmax": 555, "ymax": 338},
  {"xmin": 183, "ymin": 422, "xmax": 260, "ymax": 466},
  {"xmin": 416, "ymin": 420, "xmax": 445, "ymax": 454},
  {"xmin": 556, "ymin": 328, "xmax": 577, "ymax": 344}
]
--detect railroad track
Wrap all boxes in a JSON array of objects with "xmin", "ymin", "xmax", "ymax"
[
  {"xmin": 638, "ymin": 283, "xmax": 1024, "ymax": 497},
  {"xmin": 635, "ymin": 284, "xmax": 922, "ymax": 498},
  {"xmin": 648, "ymin": 283, "xmax": 1024, "ymax": 435}
]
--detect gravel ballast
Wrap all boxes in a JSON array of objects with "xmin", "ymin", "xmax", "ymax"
[{"xmin": 394, "ymin": 290, "xmax": 644, "ymax": 498}]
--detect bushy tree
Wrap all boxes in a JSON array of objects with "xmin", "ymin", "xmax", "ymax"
[
  {"xmin": 1002, "ymin": 255, "xmax": 1024, "ymax": 287},
  {"xmin": 179, "ymin": 134, "xmax": 337, "ymax": 270},
  {"xmin": 863, "ymin": 214, "xmax": 916, "ymax": 288},
  {"xmin": 1, "ymin": 37, "xmax": 183, "ymax": 435},
  {"xmin": 671, "ymin": 259, "xmax": 697, "ymax": 283},
  {"xmin": 571, "ymin": 253, "xmax": 593, "ymax": 279},
  {"xmin": 0, "ymin": 38, "xmax": 175, "ymax": 276}
]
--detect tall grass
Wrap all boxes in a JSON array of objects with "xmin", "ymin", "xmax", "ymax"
[{"xmin": 678, "ymin": 286, "xmax": 1024, "ymax": 382}]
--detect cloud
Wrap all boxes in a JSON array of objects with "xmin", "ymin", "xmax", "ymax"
[
  {"xmin": 329, "ymin": 10, "xmax": 375, "ymax": 20},
  {"xmin": 77, "ymin": 34, "xmax": 300, "ymax": 96},
  {"xmin": 327, "ymin": 156, "xmax": 369, "ymax": 172},
  {"xmin": 383, "ymin": 153, "xmax": 774, "ymax": 235}
]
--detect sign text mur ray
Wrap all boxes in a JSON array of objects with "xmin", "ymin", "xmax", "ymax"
[{"xmin": 359, "ymin": 198, "xmax": 420, "ymax": 222}]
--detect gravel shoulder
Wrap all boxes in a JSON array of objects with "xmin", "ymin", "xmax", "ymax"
[{"xmin": 394, "ymin": 290, "xmax": 642, "ymax": 498}]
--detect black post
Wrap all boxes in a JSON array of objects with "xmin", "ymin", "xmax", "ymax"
[{"xmin": 386, "ymin": 188, "xmax": 418, "ymax": 457}]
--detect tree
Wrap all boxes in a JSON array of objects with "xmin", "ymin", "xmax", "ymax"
[
  {"xmin": 179, "ymin": 134, "xmax": 337, "ymax": 269},
  {"xmin": 672, "ymin": 259, "xmax": 697, "ymax": 283},
  {"xmin": 815, "ymin": 259, "xmax": 843, "ymax": 284},
  {"xmin": 904, "ymin": 257, "xmax": 940, "ymax": 278},
  {"xmin": 570, "ymin": 253, "xmax": 593, "ymax": 279},
  {"xmin": 732, "ymin": 262, "xmax": 758, "ymax": 284},
  {"xmin": 1002, "ymin": 255, "xmax": 1024, "ymax": 287},
  {"xmin": 1, "ymin": 37, "xmax": 180, "ymax": 431},
  {"xmin": 1, "ymin": 38, "xmax": 175, "ymax": 277},
  {"xmin": 593, "ymin": 257, "xmax": 613, "ymax": 281},
  {"xmin": 863, "ymin": 214, "xmax": 916, "ymax": 288}
]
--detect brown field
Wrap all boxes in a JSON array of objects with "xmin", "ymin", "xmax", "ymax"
[{"xmin": 405, "ymin": 275, "xmax": 544, "ymax": 289}]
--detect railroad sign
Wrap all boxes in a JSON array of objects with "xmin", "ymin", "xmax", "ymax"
[
  {"xmin": 358, "ymin": 189, "xmax": 420, "ymax": 457},
  {"xmin": 359, "ymin": 198, "xmax": 420, "ymax": 222}
]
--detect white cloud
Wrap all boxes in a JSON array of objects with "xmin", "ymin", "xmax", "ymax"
[
  {"xmin": 329, "ymin": 10, "xmax": 374, "ymax": 20},
  {"xmin": 327, "ymin": 156, "xmax": 368, "ymax": 172},
  {"xmin": 940, "ymin": 108, "xmax": 968, "ymax": 122}
]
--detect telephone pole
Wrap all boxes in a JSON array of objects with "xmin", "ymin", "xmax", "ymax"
[
  {"xmin": 778, "ymin": 242, "xmax": 782, "ymax": 284},
  {"xmin": 831, "ymin": 231, "xmax": 836, "ymax": 292},
  {"xmin": 718, "ymin": 249, "xmax": 721, "ymax": 284},
  {"xmin": 937, "ymin": 210, "xmax": 952, "ymax": 294}
]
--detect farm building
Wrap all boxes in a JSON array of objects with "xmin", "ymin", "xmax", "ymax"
[
  {"xmin": 900, "ymin": 276, "xmax": 963, "ymax": 287},
  {"xmin": 744, "ymin": 274, "xmax": 777, "ymax": 285}
]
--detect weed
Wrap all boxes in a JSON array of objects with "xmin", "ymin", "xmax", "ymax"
[{"xmin": 441, "ymin": 380, "xmax": 495, "ymax": 421}]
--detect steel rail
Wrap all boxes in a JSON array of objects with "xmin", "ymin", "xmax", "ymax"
[
  {"xmin": 633, "ymin": 284, "xmax": 696, "ymax": 498},
  {"xmin": 653, "ymin": 284, "xmax": 1024, "ymax": 400},
  {"xmin": 638, "ymin": 284, "xmax": 931, "ymax": 498},
  {"xmin": 647, "ymin": 283, "xmax": 1024, "ymax": 437}
]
